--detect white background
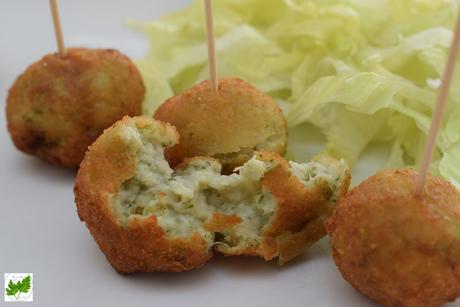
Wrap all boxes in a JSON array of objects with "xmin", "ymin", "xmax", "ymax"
[{"xmin": 1, "ymin": 1, "xmax": 459, "ymax": 307}]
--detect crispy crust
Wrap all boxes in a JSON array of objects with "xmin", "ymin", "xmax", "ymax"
[
  {"xmin": 217, "ymin": 152, "xmax": 351, "ymax": 263},
  {"xmin": 154, "ymin": 78, "xmax": 288, "ymax": 173},
  {"xmin": 75, "ymin": 117, "xmax": 212, "ymax": 273},
  {"xmin": 326, "ymin": 168, "xmax": 460, "ymax": 307},
  {"xmin": 205, "ymin": 213, "xmax": 243, "ymax": 232},
  {"xmin": 7, "ymin": 48, "xmax": 144, "ymax": 168}
]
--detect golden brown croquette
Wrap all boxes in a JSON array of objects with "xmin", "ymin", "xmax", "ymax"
[
  {"xmin": 6, "ymin": 48, "xmax": 144, "ymax": 168},
  {"xmin": 75, "ymin": 117, "xmax": 212, "ymax": 272},
  {"xmin": 75, "ymin": 116, "xmax": 350, "ymax": 273},
  {"xmin": 326, "ymin": 168, "xmax": 460, "ymax": 307},
  {"xmin": 154, "ymin": 78, "xmax": 287, "ymax": 173}
]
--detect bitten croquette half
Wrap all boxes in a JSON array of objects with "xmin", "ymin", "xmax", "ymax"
[
  {"xmin": 6, "ymin": 48, "xmax": 144, "ymax": 168},
  {"xmin": 154, "ymin": 78, "xmax": 288, "ymax": 173},
  {"xmin": 75, "ymin": 116, "xmax": 350, "ymax": 273}
]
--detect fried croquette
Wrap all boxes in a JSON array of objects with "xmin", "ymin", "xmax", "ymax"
[
  {"xmin": 326, "ymin": 168, "xmax": 460, "ymax": 307},
  {"xmin": 154, "ymin": 78, "xmax": 288, "ymax": 173},
  {"xmin": 75, "ymin": 116, "xmax": 350, "ymax": 273},
  {"xmin": 6, "ymin": 48, "xmax": 144, "ymax": 168}
]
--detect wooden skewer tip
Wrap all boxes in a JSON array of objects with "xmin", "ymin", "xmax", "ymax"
[
  {"xmin": 49, "ymin": 0, "xmax": 66, "ymax": 56},
  {"xmin": 204, "ymin": 0, "xmax": 218, "ymax": 91},
  {"xmin": 415, "ymin": 13, "xmax": 460, "ymax": 195}
]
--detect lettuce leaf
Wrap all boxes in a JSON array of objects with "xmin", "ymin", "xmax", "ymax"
[
  {"xmin": 131, "ymin": 0, "xmax": 460, "ymax": 186},
  {"xmin": 440, "ymin": 142, "xmax": 460, "ymax": 189},
  {"xmin": 135, "ymin": 60, "xmax": 174, "ymax": 116}
]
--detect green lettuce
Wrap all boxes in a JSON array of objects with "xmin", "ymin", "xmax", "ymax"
[
  {"xmin": 135, "ymin": 59, "xmax": 173, "ymax": 116},
  {"xmin": 131, "ymin": 0, "xmax": 460, "ymax": 186}
]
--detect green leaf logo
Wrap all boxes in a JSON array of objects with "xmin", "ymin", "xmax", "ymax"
[{"xmin": 5, "ymin": 274, "xmax": 31, "ymax": 300}]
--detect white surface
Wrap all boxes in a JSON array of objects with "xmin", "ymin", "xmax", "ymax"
[{"xmin": 0, "ymin": 1, "xmax": 458, "ymax": 307}]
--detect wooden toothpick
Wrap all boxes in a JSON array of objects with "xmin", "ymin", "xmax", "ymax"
[
  {"xmin": 204, "ymin": 0, "xmax": 218, "ymax": 91},
  {"xmin": 415, "ymin": 14, "xmax": 460, "ymax": 195},
  {"xmin": 49, "ymin": 0, "xmax": 66, "ymax": 56}
]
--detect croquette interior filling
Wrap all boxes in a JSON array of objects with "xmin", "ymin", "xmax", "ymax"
[
  {"xmin": 112, "ymin": 123, "xmax": 344, "ymax": 251},
  {"xmin": 289, "ymin": 160, "xmax": 347, "ymax": 204}
]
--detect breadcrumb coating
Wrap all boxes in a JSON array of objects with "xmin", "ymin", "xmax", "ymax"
[
  {"xmin": 154, "ymin": 78, "xmax": 287, "ymax": 173},
  {"xmin": 7, "ymin": 48, "xmax": 144, "ymax": 168},
  {"xmin": 327, "ymin": 168, "xmax": 460, "ymax": 307}
]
